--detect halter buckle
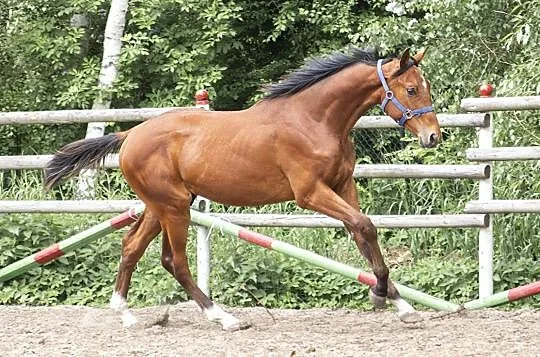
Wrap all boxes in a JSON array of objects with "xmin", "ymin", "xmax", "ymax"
[{"xmin": 405, "ymin": 110, "xmax": 413, "ymax": 119}]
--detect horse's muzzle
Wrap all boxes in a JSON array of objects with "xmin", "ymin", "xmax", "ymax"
[{"xmin": 419, "ymin": 132, "xmax": 439, "ymax": 148}]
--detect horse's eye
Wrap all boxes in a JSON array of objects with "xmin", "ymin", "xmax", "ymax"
[{"xmin": 407, "ymin": 87, "xmax": 417, "ymax": 96}]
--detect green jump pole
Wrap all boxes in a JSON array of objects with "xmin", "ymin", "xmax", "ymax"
[
  {"xmin": 463, "ymin": 281, "xmax": 540, "ymax": 310},
  {"xmin": 0, "ymin": 205, "xmax": 145, "ymax": 283},
  {"xmin": 0, "ymin": 205, "xmax": 460, "ymax": 313},
  {"xmin": 190, "ymin": 210, "xmax": 460, "ymax": 312}
]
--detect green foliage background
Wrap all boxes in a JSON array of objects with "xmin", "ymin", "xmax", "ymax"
[{"xmin": 0, "ymin": 0, "xmax": 538, "ymax": 309}]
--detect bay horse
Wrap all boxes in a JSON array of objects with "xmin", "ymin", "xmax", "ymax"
[{"xmin": 44, "ymin": 48, "xmax": 441, "ymax": 330}]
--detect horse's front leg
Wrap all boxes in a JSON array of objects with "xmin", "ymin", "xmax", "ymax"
[
  {"xmin": 334, "ymin": 177, "xmax": 422, "ymax": 323},
  {"xmin": 292, "ymin": 179, "xmax": 388, "ymax": 295},
  {"xmin": 291, "ymin": 178, "xmax": 421, "ymax": 322}
]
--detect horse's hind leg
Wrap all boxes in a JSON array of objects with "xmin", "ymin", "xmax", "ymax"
[
  {"xmin": 160, "ymin": 231, "xmax": 175, "ymax": 276},
  {"xmin": 110, "ymin": 208, "xmax": 161, "ymax": 327},
  {"xmin": 153, "ymin": 192, "xmax": 248, "ymax": 331},
  {"xmin": 160, "ymin": 229, "xmax": 209, "ymax": 307}
]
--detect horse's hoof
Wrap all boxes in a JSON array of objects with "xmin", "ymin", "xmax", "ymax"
[
  {"xmin": 368, "ymin": 289, "xmax": 387, "ymax": 309},
  {"xmin": 398, "ymin": 310, "xmax": 423, "ymax": 324},
  {"xmin": 222, "ymin": 320, "xmax": 251, "ymax": 332},
  {"xmin": 122, "ymin": 315, "xmax": 138, "ymax": 328},
  {"xmin": 119, "ymin": 309, "xmax": 139, "ymax": 328}
]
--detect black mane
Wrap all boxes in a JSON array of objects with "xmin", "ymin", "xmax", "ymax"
[{"xmin": 264, "ymin": 48, "xmax": 407, "ymax": 99}]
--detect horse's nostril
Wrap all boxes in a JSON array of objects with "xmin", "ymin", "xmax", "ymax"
[{"xmin": 429, "ymin": 133, "xmax": 439, "ymax": 146}]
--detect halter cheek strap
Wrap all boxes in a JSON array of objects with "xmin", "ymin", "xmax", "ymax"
[{"xmin": 376, "ymin": 59, "xmax": 433, "ymax": 127}]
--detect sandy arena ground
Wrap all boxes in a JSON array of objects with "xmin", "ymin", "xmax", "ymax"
[{"xmin": 0, "ymin": 303, "xmax": 538, "ymax": 356}]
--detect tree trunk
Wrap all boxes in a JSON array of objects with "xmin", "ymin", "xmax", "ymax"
[{"xmin": 78, "ymin": 0, "xmax": 129, "ymax": 197}]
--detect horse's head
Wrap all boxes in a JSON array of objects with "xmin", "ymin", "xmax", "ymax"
[{"xmin": 378, "ymin": 49, "xmax": 441, "ymax": 148}]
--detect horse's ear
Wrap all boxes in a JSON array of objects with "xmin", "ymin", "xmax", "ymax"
[
  {"xmin": 400, "ymin": 48, "xmax": 411, "ymax": 69},
  {"xmin": 412, "ymin": 48, "xmax": 427, "ymax": 64}
]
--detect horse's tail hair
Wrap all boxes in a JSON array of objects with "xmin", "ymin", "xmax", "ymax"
[{"xmin": 43, "ymin": 131, "xmax": 130, "ymax": 189}]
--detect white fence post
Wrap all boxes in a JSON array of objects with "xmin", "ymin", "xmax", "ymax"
[
  {"xmin": 194, "ymin": 89, "xmax": 211, "ymax": 297},
  {"xmin": 477, "ymin": 84, "xmax": 494, "ymax": 298},
  {"xmin": 195, "ymin": 196, "xmax": 211, "ymax": 297}
]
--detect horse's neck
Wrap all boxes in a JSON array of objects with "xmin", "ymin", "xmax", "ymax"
[{"xmin": 293, "ymin": 64, "xmax": 382, "ymax": 137}]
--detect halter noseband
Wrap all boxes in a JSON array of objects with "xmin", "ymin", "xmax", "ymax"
[{"xmin": 376, "ymin": 59, "xmax": 433, "ymax": 127}]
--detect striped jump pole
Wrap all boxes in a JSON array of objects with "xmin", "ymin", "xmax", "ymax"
[
  {"xmin": 463, "ymin": 281, "xmax": 540, "ymax": 310},
  {"xmin": 1, "ymin": 205, "xmax": 458, "ymax": 311},
  {"xmin": 5, "ymin": 204, "xmax": 535, "ymax": 312},
  {"xmin": 0, "ymin": 205, "xmax": 145, "ymax": 283},
  {"xmin": 191, "ymin": 210, "xmax": 460, "ymax": 312}
]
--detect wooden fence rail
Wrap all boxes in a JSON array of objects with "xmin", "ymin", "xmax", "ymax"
[
  {"xmin": 0, "ymin": 109, "xmax": 487, "ymax": 128},
  {"xmin": 353, "ymin": 164, "xmax": 490, "ymax": 179},
  {"xmin": 0, "ymin": 155, "xmax": 118, "ymax": 170},
  {"xmin": 466, "ymin": 147, "xmax": 540, "ymax": 161},
  {"xmin": 465, "ymin": 200, "xmax": 540, "ymax": 214},
  {"xmin": 0, "ymin": 156, "xmax": 490, "ymax": 180},
  {"xmin": 461, "ymin": 96, "xmax": 540, "ymax": 112},
  {"xmin": 0, "ymin": 107, "xmax": 184, "ymax": 124},
  {"xmin": 353, "ymin": 113, "xmax": 489, "ymax": 128},
  {"xmin": 0, "ymin": 200, "xmax": 488, "ymax": 228}
]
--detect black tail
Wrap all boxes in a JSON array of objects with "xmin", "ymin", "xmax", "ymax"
[{"xmin": 44, "ymin": 132, "xmax": 128, "ymax": 189}]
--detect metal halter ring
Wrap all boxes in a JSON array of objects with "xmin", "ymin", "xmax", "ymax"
[
  {"xmin": 405, "ymin": 110, "xmax": 413, "ymax": 119},
  {"xmin": 385, "ymin": 91, "xmax": 394, "ymax": 99}
]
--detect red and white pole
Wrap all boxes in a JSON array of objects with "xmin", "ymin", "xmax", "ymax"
[
  {"xmin": 464, "ymin": 280, "xmax": 540, "ymax": 309},
  {"xmin": 0, "ymin": 205, "xmax": 144, "ymax": 283}
]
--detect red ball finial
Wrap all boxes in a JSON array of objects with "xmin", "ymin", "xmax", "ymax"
[
  {"xmin": 479, "ymin": 83, "xmax": 494, "ymax": 97},
  {"xmin": 195, "ymin": 89, "xmax": 209, "ymax": 105}
]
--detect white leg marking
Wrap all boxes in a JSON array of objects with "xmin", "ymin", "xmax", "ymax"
[
  {"xmin": 204, "ymin": 304, "xmax": 242, "ymax": 331},
  {"xmin": 390, "ymin": 297, "xmax": 423, "ymax": 323},
  {"xmin": 110, "ymin": 291, "xmax": 138, "ymax": 328}
]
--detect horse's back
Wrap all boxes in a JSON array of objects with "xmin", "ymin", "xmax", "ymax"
[{"xmin": 119, "ymin": 107, "xmax": 295, "ymax": 206}]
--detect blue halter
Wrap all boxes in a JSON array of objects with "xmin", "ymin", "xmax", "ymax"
[{"xmin": 376, "ymin": 59, "xmax": 434, "ymax": 127}]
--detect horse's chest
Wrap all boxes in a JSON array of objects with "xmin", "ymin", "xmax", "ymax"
[
  {"xmin": 314, "ymin": 147, "xmax": 355, "ymax": 185},
  {"xmin": 323, "ymin": 158, "xmax": 354, "ymax": 186}
]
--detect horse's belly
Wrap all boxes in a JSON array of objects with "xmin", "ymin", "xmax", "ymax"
[
  {"xmin": 196, "ymin": 185, "xmax": 294, "ymax": 206},
  {"xmin": 181, "ymin": 163, "xmax": 293, "ymax": 206}
]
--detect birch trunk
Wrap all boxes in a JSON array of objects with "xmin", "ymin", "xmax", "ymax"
[{"xmin": 78, "ymin": 0, "xmax": 129, "ymax": 197}]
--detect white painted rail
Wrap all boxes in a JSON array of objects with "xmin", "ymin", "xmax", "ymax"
[
  {"xmin": 353, "ymin": 164, "xmax": 490, "ymax": 179},
  {"xmin": 0, "ymin": 107, "xmax": 190, "ymax": 124},
  {"xmin": 0, "ymin": 103, "xmax": 528, "ymax": 303},
  {"xmin": 0, "ymin": 156, "xmax": 491, "ymax": 180},
  {"xmin": 466, "ymin": 147, "xmax": 540, "ymax": 161},
  {"xmin": 461, "ymin": 96, "xmax": 540, "ymax": 112},
  {"xmin": 354, "ymin": 113, "xmax": 488, "ymax": 128},
  {"xmin": 0, "ymin": 109, "xmax": 487, "ymax": 128},
  {"xmin": 0, "ymin": 200, "xmax": 140, "ymax": 213},
  {"xmin": 209, "ymin": 213, "xmax": 489, "ymax": 228},
  {"xmin": 465, "ymin": 200, "xmax": 540, "ymax": 214},
  {"xmin": 0, "ymin": 200, "xmax": 488, "ymax": 228},
  {"xmin": 0, "ymin": 155, "xmax": 119, "ymax": 170}
]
